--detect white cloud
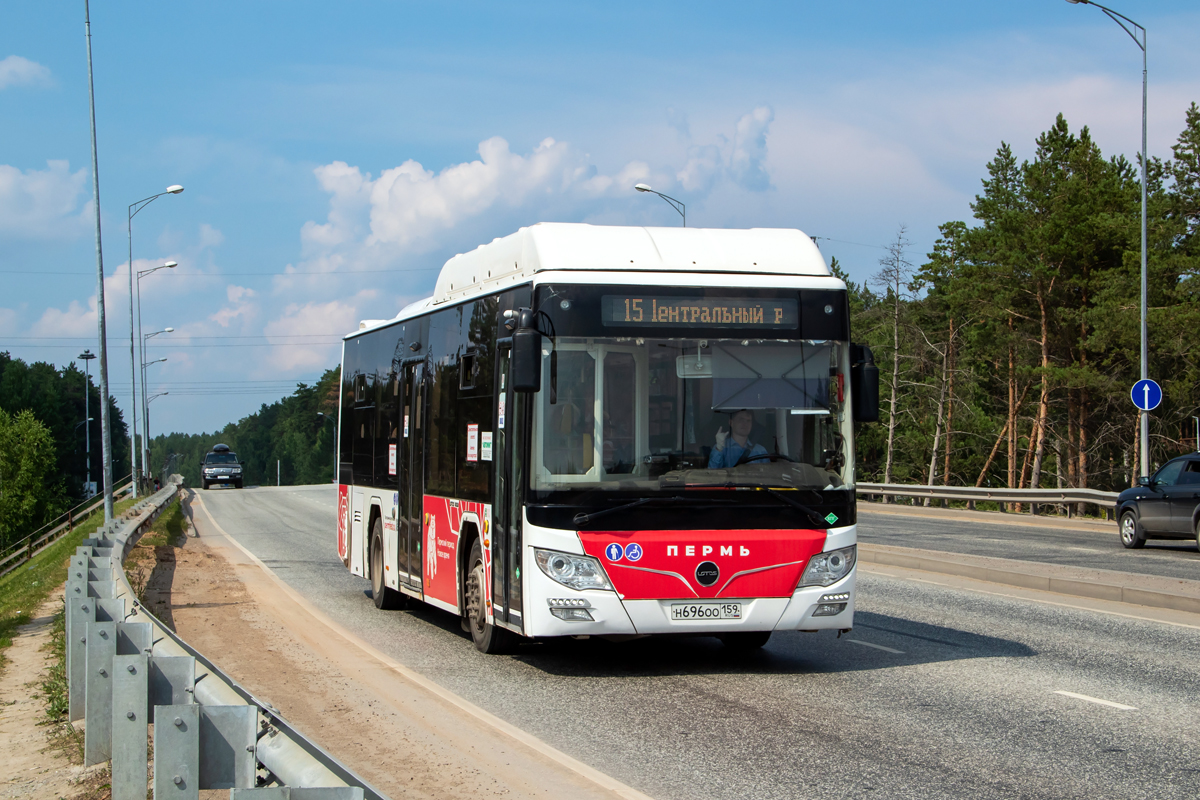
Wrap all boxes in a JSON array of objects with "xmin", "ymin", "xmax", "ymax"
[
  {"xmin": 365, "ymin": 136, "xmax": 578, "ymax": 249},
  {"xmin": 226, "ymin": 285, "xmax": 255, "ymax": 303},
  {"xmin": 0, "ymin": 55, "xmax": 52, "ymax": 90},
  {"xmin": 31, "ymin": 298, "xmax": 96, "ymax": 338},
  {"xmin": 731, "ymin": 106, "xmax": 774, "ymax": 191},
  {"xmin": 263, "ymin": 291, "xmax": 375, "ymax": 370},
  {"xmin": 0, "ymin": 160, "xmax": 89, "ymax": 239},
  {"xmin": 199, "ymin": 223, "xmax": 225, "ymax": 249},
  {"xmin": 298, "ymin": 107, "xmax": 779, "ymax": 280},
  {"xmin": 0, "ymin": 307, "xmax": 17, "ymax": 336}
]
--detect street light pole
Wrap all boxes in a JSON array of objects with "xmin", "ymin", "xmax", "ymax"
[
  {"xmin": 127, "ymin": 185, "xmax": 183, "ymax": 496},
  {"xmin": 83, "ymin": 0, "xmax": 113, "ymax": 521},
  {"xmin": 78, "ymin": 349, "xmax": 96, "ymax": 497},
  {"xmin": 1065, "ymin": 0, "xmax": 1149, "ymax": 475},
  {"xmin": 146, "ymin": 392, "xmax": 169, "ymax": 474},
  {"xmin": 136, "ymin": 263, "xmax": 176, "ymax": 489},
  {"xmin": 634, "ymin": 184, "xmax": 686, "ymax": 226},
  {"xmin": 141, "ymin": 347, "xmax": 170, "ymax": 476}
]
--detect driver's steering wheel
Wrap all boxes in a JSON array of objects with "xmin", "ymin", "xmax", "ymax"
[{"xmin": 733, "ymin": 452, "xmax": 794, "ymax": 467}]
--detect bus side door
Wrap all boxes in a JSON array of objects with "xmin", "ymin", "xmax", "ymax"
[
  {"xmin": 491, "ymin": 344, "xmax": 524, "ymax": 632},
  {"xmin": 399, "ymin": 359, "xmax": 426, "ymax": 590}
]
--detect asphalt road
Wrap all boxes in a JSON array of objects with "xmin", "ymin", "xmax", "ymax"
[
  {"xmin": 197, "ymin": 484, "xmax": 1200, "ymax": 800},
  {"xmin": 858, "ymin": 506, "xmax": 1200, "ymax": 581}
]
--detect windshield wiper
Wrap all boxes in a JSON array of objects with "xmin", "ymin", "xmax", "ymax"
[
  {"xmin": 682, "ymin": 483, "xmax": 828, "ymax": 528},
  {"xmin": 572, "ymin": 495, "xmax": 733, "ymax": 527}
]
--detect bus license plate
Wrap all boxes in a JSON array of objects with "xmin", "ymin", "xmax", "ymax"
[{"xmin": 670, "ymin": 603, "xmax": 742, "ymax": 620}]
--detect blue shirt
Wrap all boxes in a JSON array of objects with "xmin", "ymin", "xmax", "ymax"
[{"xmin": 708, "ymin": 439, "xmax": 768, "ymax": 469}]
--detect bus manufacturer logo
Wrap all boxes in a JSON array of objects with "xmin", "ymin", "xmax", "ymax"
[{"xmin": 695, "ymin": 561, "xmax": 720, "ymax": 587}]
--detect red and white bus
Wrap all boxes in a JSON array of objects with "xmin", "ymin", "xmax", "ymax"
[{"xmin": 336, "ymin": 223, "xmax": 878, "ymax": 652}]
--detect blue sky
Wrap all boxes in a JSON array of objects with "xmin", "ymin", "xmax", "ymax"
[{"xmin": 3, "ymin": 1, "xmax": 1199, "ymax": 438}]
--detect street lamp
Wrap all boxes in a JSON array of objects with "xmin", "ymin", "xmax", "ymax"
[
  {"xmin": 78, "ymin": 349, "xmax": 96, "ymax": 496},
  {"xmin": 145, "ymin": 390, "xmax": 169, "ymax": 477},
  {"xmin": 634, "ymin": 183, "xmax": 686, "ymax": 227},
  {"xmin": 1065, "ymin": 0, "xmax": 1149, "ymax": 475},
  {"xmin": 141, "ymin": 349, "xmax": 169, "ymax": 475},
  {"xmin": 127, "ymin": 185, "xmax": 183, "ymax": 495},
  {"xmin": 136, "ymin": 259, "xmax": 176, "ymax": 488}
]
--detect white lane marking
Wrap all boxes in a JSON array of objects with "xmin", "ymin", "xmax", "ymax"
[
  {"xmin": 1064, "ymin": 547, "xmax": 1104, "ymax": 554},
  {"xmin": 189, "ymin": 491, "xmax": 657, "ymax": 800},
  {"xmin": 846, "ymin": 639, "xmax": 904, "ymax": 654},
  {"xmin": 1053, "ymin": 691, "xmax": 1137, "ymax": 711},
  {"xmin": 859, "ymin": 564, "xmax": 1200, "ymax": 632}
]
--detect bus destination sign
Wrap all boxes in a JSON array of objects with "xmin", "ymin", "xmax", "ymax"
[{"xmin": 601, "ymin": 295, "xmax": 799, "ymax": 329}]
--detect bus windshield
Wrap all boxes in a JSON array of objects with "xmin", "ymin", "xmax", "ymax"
[{"xmin": 531, "ymin": 336, "xmax": 853, "ymax": 495}]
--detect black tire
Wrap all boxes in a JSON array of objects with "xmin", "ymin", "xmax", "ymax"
[
  {"xmin": 235, "ymin": 480, "xmax": 243, "ymax": 489},
  {"xmin": 370, "ymin": 519, "xmax": 404, "ymax": 610},
  {"xmin": 1195, "ymin": 517, "xmax": 1200, "ymax": 553},
  {"xmin": 201, "ymin": 481, "xmax": 209, "ymax": 490},
  {"xmin": 1120, "ymin": 510, "xmax": 1146, "ymax": 549},
  {"xmin": 720, "ymin": 631, "xmax": 772, "ymax": 650},
  {"xmin": 465, "ymin": 538, "xmax": 515, "ymax": 654}
]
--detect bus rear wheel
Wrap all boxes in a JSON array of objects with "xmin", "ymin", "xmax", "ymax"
[
  {"xmin": 371, "ymin": 519, "xmax": 404, "ymax": 610},
  {"xmin": 466, "ymin": 538, "xmax": 514, "ymax": 654},
  {"xmin": 720, "ymin": 631, "xmax": 771, "ymax": 650}
]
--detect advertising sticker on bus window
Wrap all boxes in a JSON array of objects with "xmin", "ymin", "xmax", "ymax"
[
  {"xmin": 388, "ymin": 443, "xmax": 397, "ymax": 475},
  {"xmin": 467, "ymin": 424, "xmax": 479, "ymax": 462},
  {"xmin": 481, "ymin": 432, "xmax": 493, "ymax": 461}
]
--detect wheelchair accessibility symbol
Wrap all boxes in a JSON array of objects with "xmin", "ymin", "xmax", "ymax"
[{"xmin": 624, "ymin": 543, "xmax": 643, "ymax": 562}]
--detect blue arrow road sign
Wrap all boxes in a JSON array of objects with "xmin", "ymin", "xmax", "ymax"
[{"xmin": 1131, "ymin": 379, "xmax": 1162, "ymax": 411}]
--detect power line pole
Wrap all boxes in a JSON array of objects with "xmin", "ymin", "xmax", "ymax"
[{"xmin": 84, "ymin": 0, "xmax": 113, "ymax": 521}]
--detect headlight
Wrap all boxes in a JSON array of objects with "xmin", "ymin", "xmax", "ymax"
[
  {"xmin": 798, "ymin": 545, "xmax": 856, "ymax": 588},
  {"xmin": 534, "ymin": 548, "xmax": 613, "ymax": 592}
]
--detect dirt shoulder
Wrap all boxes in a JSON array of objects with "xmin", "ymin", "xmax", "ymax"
[
  {"xmin": 172, "ymin": 491, "xmax": 650, "ymax": 800},
  {"xmin": 0, "ymin": 597, "xmax": 104, "ymax": 800}
]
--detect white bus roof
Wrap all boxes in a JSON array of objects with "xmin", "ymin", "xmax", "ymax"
[{"xmin": 357, "ymin": 223, "xmax": 831, "ymax": 332}]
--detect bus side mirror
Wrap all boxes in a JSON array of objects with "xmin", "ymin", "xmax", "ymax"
[
  {"xmin": 850, "ymin": 343, "xmax": 879, "ymax": 423},
  {"xmin": 511, "ymin": 308, "xmax": 542, "ymax": 393}
]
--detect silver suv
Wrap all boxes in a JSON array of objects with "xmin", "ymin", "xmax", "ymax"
[{"xmin": 201, "ymin": 443, "xmax": 244, "ymax": 490}]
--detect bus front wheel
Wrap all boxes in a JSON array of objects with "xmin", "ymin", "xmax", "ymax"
[
  {"xmin": 465, "ymin": 538, "xmax": 515, "ymax": 654},
  {"xmin": 370, "ymin": 519, "xmax": 404, "ymax": 610}
]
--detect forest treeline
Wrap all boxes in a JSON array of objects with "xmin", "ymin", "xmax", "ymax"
[
  {"xmin": 147, "ymin": 367, "xmax": 340, "ymax": 489},
  {"xmin": 0, "ymin": 352, "xmax": 130, "ymax": 548},
  {"xmin": 848, "ymin": 105, "xmax": 1200, "ymax": 495}
]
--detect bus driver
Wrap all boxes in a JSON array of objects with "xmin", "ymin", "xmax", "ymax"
[{"xmin": 708, "ymin": 409, "xmax": 769, "ymax": 468}]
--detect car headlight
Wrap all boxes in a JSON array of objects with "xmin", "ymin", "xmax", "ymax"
[
  {"xmin": 534, "ymin": 548, "xmax": 614, "ymax": 592},
  {"xmin": 798, "ymin": 545, "xmax": 856, "ymax": 588}
]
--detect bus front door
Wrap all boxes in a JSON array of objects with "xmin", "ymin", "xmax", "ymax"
[
  {"xmin": 491, "ymin": 346, "xmax": 524, "ymax": 632},
  {"xmin": 400, "ymin": 360, "xmax": 425, "ymax": 591}
]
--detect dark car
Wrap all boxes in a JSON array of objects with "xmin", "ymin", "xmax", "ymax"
[
  {"xmin": 201, "ymin": 443, "xmax": 244, "ymax": 490},
  {"xmin": 1117, "ymin": 454, "xmax": 1200, "ymax": 550}
]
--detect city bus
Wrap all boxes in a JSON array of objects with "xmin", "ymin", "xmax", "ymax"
[{"xmin": 336, "ymin": 223, "xmax": 878, "ymax": 653}]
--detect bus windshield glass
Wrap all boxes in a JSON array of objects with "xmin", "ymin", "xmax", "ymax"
[{"xmin": 530, "ymin": 335, "xmax": 853, "ymax": 495}]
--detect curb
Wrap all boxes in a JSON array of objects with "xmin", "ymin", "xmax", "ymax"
[{"xmin": 858, "ymin": 543, "xmax": 1200, "ymax": 616}]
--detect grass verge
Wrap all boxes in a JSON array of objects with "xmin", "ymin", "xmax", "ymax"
[{"xmin": 0, "ymin": 496, "xmax": 138, "ymax": 675}]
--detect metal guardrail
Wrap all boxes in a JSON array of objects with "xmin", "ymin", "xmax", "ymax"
[
  {"xmin": 0, "ymin": 478, "xmax": 134, "ymax": 578},
  {"xmin": 856, "ymin": 482, "xmax": 1119, "ymax": 518},
  {"xmin": 66, "ymin": 476, "xmax": 387, "ymax": 799}
]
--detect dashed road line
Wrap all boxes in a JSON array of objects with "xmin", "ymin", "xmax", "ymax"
[
  {"xmin": 1053, "ymin": 691, "xmax": 1137, "ymax": 711},
  {"xmin": 846, "ymin": 639, "xmax": 904, "ymax": 654}
]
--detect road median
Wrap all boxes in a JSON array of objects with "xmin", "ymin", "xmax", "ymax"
[{"xmin": 859, "ymin": 542, "xmax": 1200, "ymax": 616}]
